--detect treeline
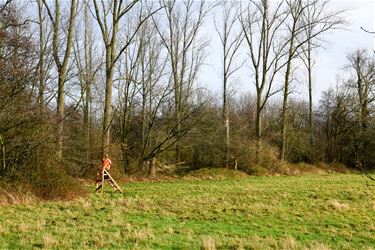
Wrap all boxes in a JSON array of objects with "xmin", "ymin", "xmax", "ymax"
[{"xmin": 0, "ymin": 0, "xmax": 374, "ymax": 187}]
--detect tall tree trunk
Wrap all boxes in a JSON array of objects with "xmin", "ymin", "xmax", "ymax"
[
  {"xmin": 83, "ymin": 0, "xmax": 92, "ymax": 161},
  {"xmin": 102, "ymin": 61, "xmax": 114, "ymax": 156},
  {"xmin": 280, "ymin": 3, "xmax": 298, "ymax": 161},
  {"xmin": 83, "ymin": 82, "xmax": 91, "ymax": 161},
  {"xmin": 172, "ymin": 60, "xmax": 181, "ymax": 162},
  {"xmin": 255, "ymin": 93, "xmax": 262, "ymax": 164},
  {"xmin": 223, "ymin": 39, "xmax": 229, "ymax": 168},
  {"xmin": 223, "ymin": 76, "xmax": 230, "ymax": 168},
  {"xmin": 120, "ymin": 77, "xmax": 132, "ymax": 173},
  {"xmin": 148, "ymin": 157, "xmax": 157, "ymax": 178},
  {"xmin": 56, "ymin": 74, "xmax": 65, "ymax": 160},
  {"xmin": 307, "ymin": 38, "xmax": 315, "ymax": 163},
  {"xmin": 172, "ymin": 45, "xmax": 181, "ymax": 163},
  {"xmin": 280, "ymin": 61, "xmax": 291, "ymax": 161},
  {"xmin": 0, "ymin": 135, "xmax": 5, "ymax": 171},
  {"xmin": 141, "ymin": 44, "xmax": 147, "ymax": 150},
  {"xmin": 37, "ymin": 0, "xmax": 45, "ymax": 107}
]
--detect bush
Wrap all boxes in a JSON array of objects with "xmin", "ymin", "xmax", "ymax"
[{"xmin": 3, "ymin": 162, "xmax": 88, "ymax": 201}]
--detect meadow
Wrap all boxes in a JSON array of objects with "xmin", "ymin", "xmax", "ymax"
[{"xmin": 0, "ymin": 173, "xmax": 374, "ymax": 249}]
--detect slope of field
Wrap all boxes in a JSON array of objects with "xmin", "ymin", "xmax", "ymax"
[{"xmin": 0, "ymin": 174, "xmax": 374, "ymax": 249}]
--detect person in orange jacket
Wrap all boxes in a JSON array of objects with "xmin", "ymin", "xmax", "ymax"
[
  {"xmin": 101, "ymin": 154, "xmax": 112, "ymax": 171},
  {"xmin": 95, "ymin": 154, "xmax": 112, "ymax": 191}
]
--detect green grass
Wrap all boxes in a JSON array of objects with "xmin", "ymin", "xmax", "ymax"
[{"xmin": 0, "ymin": 174, "xmax": 374, "ymax": 249}]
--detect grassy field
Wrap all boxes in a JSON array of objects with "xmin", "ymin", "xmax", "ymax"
[{"xmin": 0, "ymin": 173, "xmax": 374, "ymax": 249}]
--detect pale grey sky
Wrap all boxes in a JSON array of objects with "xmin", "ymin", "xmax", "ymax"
[
  {"xmin": 198, "ymin": 0, "xmax": 375, "ymax": 105},
  {"xmin": 314, "ymin": 0, "xmax": 375, "ymax": 101}
]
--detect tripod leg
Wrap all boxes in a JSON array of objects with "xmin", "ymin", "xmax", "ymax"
[{"xmin": 95, "ymin": 183, "xmax": 102, "ymax": 192}]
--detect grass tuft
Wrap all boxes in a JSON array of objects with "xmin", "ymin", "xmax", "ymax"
[
  {"xmin": 128, "ymin": 228, "xmax": 154, "ymax": 243},
  {"xmin": 308, "ymin": 242, "xmax": 332, "ymax": 250},
  {"xmin": 201, "ymin": 236, "xmax": 216, "ymax": 250},
  {"xmin": 43, "ymin": 234, "xmax": 59, "ymax": 248},
  {"xmin": 329, "ymin": 199, "xmax": 349, "ymax": 210},
  {"xmin": 281, "ymin": 236, "xmax": 298, "ymax": 249},
  {"xmin": 166, "ymin": 226, "xmax": 174, "ymax": 234},
  {"xmin": 92, "ymin": 233, "xmax": 105, "ymax": 248}
]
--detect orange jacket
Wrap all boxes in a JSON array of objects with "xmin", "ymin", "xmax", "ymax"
[{"xmin": 102, "ymin": 157, "xmax": 112, "ymax": 170}]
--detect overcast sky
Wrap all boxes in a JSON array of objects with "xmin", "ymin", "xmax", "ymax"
[{"xmin": 198, "ymin": 0, "xmax": 375, "ymax": 105}]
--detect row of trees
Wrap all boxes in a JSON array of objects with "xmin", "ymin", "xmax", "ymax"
[{"xmin": 0, "ymin": 0, "xmax": 374, "ymax": 180}]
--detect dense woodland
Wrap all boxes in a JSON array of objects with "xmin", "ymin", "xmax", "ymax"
[{"xmin": 0, "ymin": 0, "xmax": 374, "ymax": 197}]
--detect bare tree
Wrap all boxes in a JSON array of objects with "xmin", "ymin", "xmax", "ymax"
[
  {"xmin": 92, "ymin": 0, "xmax": 133, "ymax": 157},
  {"xmin": 137, "ymin": 22, "xmax": 169, "ymax": 165},
  {"xmin": 41, "ymin": 0, "xmax": 79, "ymax": 160},
  {"xmin": 240, "ymin": 0, "xmax": 288, "ymax": 164},
  {"xmin": 72, "ymin": 0, "xmax": 100, "ymax": 161},
  {"xmin": 92, "ymin": 0, "xmax": 161, "ymax": 157},
  {"xmin": 116, "ymin": 23, "xmax": 144, "ymax": 172},
  {"xmin": 115, "ymin": 13, "xmax": 200, "ymax": 174},
  {"xmin": 279, "ymin": 0, "xmax": 343, "ymax": 161},
  {"xmin": 153, "ymin": 0, "xmax": 212, "ymax": 162},
  {"xmin": 214, "ymin": 1, "xmax": 243, "ymax": 168},
  {"xmin": 115, "ymin": 16, "xmax": 167, "ymax": 173},
  {"xmin": 347, "ymin": 49, "xmax": 375, "ymax": 168},
  {"xmin": 318, "ymin": 84, "xmax": 356, "ymax": 163}
]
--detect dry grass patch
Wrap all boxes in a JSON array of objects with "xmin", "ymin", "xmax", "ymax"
[
  {"xmin": 128, "ymin": 228, "xmax": 154, "ymax": 243},
  {"xmin": 43, "ymin": 234, "xmax": 59, "ymax": 248},
  {"xmin": 306, "ymin": 242, "xmax": 331, "ymax": 250},
  {"xmin": 201, "ymin": 236, "xmax": 216, "ymax": 250},
  {"xmin": 35, "ymin": 219, "xmax": 46, "ymax": 232},
  {"xmin": 0, "ymin": 185, "xmax": 36, "ymax": 205},
  {"xmin": 165, "ymin": 226, "xmax": 174, "ymax": 234},
  {"xmin": 250, "ymin": 202, "xmax": 268, "ymax": 212},
  {"xmin": 227, "ymin": 237, "xmax": 245, "ymax": 250},
  {"xmin": 329, "ymin": 200, "xmax": 349, "ymax": 211},
  {"xmin": 249, "ymin": 236, "xmax": 278, "ymax": 249},
  {"xmin": 281, "ymin": 236, "xmax": 298, "ymax": 249},
  {"xmin": 0, "ymin": 189, "xmax": 16, "ymax": 205},
  {"xmin": 92, "ymin": 233, "xmax": 106, "ymax": 248},
  {"xmin": 136, "ymin": 199, "xmax": 153, "ymax": 211},
  {"xmin": 79, "ymin": 199, "xmax": 92, "ymax": 211},
  {"xmin": 119, "ymin": 197, "xmax": 133, "ymax": 207},
  {"xmin": 17, "ymin": 222, "xmax": 31, "ymax": 233}
]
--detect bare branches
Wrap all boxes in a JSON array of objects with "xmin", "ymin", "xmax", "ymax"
[
  {"xmin": 240, "ymin": 0, "xmax": 293, "ymax": 163},
  {"xmin": 361, "ymin": 27, "xmax": 375, "ymax": 34},
  {"xmin": 114, "ymin": 4, "xmax": 163, "ymax": 65},
  {"xmin": 151, "ymin": 0, "xmax": 211, "ymax": 162},
  {"xmin": 214, "ymin": 1, "xmax": 244, "ymax": 167}
]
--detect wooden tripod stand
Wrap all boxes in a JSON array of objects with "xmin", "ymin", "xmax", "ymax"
[{"xmin": 96, "ymin": 169, "xmax": 123, "ymax": 193}]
